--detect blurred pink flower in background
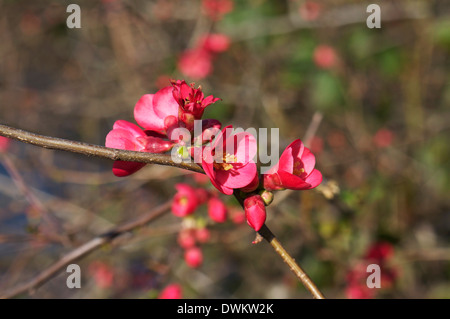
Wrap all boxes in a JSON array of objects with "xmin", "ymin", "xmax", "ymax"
[
  {"xmin": 229, "ymin": 207, "xmax": 245, "ymax": 224},
  {"xmin": 299, "ymin": 1, "xmax": 322, "ymax": 21},
  {"xmin": 308, "ymin": 135, "xmax": 324, "ymax": 155},
  {"xmin": 373, "ymin": 128, "xmax": 394, "ymax": 148},
  {"xmin": 207, "ymin": 196, "xmax": 227, "ymax": 223},
  {"xmin": 158, "ymin": 283, "xmax": 183, "ymax": 299},
  {"xmin": 172, "ymin": 183, "xmax": 200, "ymax": 217},
  {"xmin": 195, "ymin": 227, "xmax": 211, "ymax": 243},
  {"xmin": 199, "ymin": 34, "xmax": 231, "ymax": 54},
  {"xmin": 313, "ymin": 45, "xmax": 338, "ymax": 69},
  {"xmin": 178, "ymin": 33, "xmax": 231, "ymax": 80},
  {"xmin": 202, "ymin": 0, "xmax": 234, "ymax": 21},
  {"xmin": 178, "ymin": 48, "xmax": 214, "ymax": 81},
  {"xmin": 89, "ymin": 261, "xmax": 114, "ymax": 289},
  {"xmin": 345, "ymin": 242, "xmax": 398, "ymax": 299},
  {"xmin": 0, "ymin": 136, "xmax": 11, "ymax": 152},
  {"xmin": 177, "ymin": 228, "xmax": 197, "ymax": 249},
  {"xmin": 184, "ymin": 246, "xmax": 203, "ymax": 268}
]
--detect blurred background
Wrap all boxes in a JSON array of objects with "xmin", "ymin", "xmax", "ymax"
[{"xmin": 0, "ymin": 0, "xmax": 449, "ymax": 298}]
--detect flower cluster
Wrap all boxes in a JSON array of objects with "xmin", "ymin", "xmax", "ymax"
[
  {"xmin": 105, "ymin": 79, "xmax": 322, "ymax": 235},
  {"xmin": 345, "ymin": 242, "xmax": 398, "ymax": 299},
  {"xmin": 178, "ymin": 33, "xmax": 230, "ymax": 80}
]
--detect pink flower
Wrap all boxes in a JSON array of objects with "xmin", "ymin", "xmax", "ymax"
[
  {"xmin": 177, "ymin": 228, "xmax": 197, "ymax": 249},
  {"xmin": 373, "ymin": 128, "xmax": 394, "ymax": 148},
  {"xmin": 0, "ymin": 136, "xmax": 11, "ymax": 152},
  {"xmin": 201, "ymin": 125, "xmax": 258, "ymax": 195},
  {"xmin": 299, "ymin": 1, "xmax": 322, "ymax": 21},
  {"xmin": 158, "ymin": 283, "xmax": 183, "ymax": 299},
  {"xmin": 184, "ymin": 246, "xmax": 203, "ymax": 268},
  {"xmin": 105, "ymin": 120, "xmax": 174, "ymax": 177},
  {"xmin": 89, "ymin": 261, "xmax": 114, "ymax": 289},
  {"xmin": 134, "ymin": 86, "xmax": 180, "ymax": 133},
  {"xmin": 313, "ymin": 45, "xmax": 337, "ymax": 69},
  {"xmin": 244, "ymin": 195, "xmax": 266, "ymax": 231},
  {"xmin": 171, "ymin": 80, "xmax": 220, "ymax": 120},
  {"xmin": 195, "ymin": 227, "xmax": 211, "ymax": 243},
  {"xmin": 365, "ymin": 242, "xmax": 394, "ymax": 262},
  {"xmin": 178, "ymin": 48, "xmax": 213, "ymax": 80},
  {"xmin": 263, "ymin": 139, "xmax": 322, "ymax": 191},
  {"xmin": 346, "ymin": 284, "xmax": 374, "ymax": 299},
  {"xmin": 172, "ymin": 183, "xmax": 200, "ymax": 217},
  {"xmin": 202, "ymin": 0, "xmax": 233, "ymax": 21},
  {"xmin": 207, "ymin": 196, "xmax": 227, "ymax": 223},
  {"xmin": 199, "ymin": 34, "xmax": 230, "ymax": 53},
  {"xmin": 229, "ymin": 207, "xmax": 245, "ymax": 224}
]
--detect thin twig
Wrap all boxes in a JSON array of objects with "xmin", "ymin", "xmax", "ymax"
[
  {"xmin": 258, "ymin": 225, "xmax": 325, "ymax": 299},
  {"xmin": 0, "ymin": 200, "xmax": 172, "ymax": 299}
]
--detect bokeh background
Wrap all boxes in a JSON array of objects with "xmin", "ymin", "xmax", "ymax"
[{"xmin": 0, "ymin": 0, "xmax": 449, "ymax": 299}]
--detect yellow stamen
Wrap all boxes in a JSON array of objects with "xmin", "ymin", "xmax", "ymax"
[{"xmin": 213, "ymin": 153, "xmax": 237, "ymax": 171}]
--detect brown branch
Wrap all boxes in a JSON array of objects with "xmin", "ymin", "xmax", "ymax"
[
  {"xmin": 0, "ymin": 200, "xmax": 172, "ymax": 299},
  {"xmin": 0, "ymin": 123, "xmax": 325, "ymax": 299},
  {"xmin": 0, "ymin": 124, "xmax": 204, "ymax": 174},
  {"xmin": 258, "ymin": 225, "xmax": 325, "ymax": 299}
]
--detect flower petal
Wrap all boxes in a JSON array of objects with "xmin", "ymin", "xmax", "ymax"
[
  {"xmin": 152, "ymin": 86, "xmax": 180, "ymax": 120},
  {"xmin": 215, "ymin": 161, "xmax": 257, "ymax": 189},
  {"xmin": 304, "ymin": 168, "xmax": 323, "ymax": 189},
  {"xmin": 301, "ymin": 147, "xmax": 316, "ymax": 175},
  {"xmin": 134, "ymin": 94, "xmax": 165, "ymax": 131},
  {"xmin": 278, "ymin": 139, "xmax": 305, "ymax": 173},
  {"xmin": 112, "ymin": 161, "xmax": 146, "ymax": 177}
]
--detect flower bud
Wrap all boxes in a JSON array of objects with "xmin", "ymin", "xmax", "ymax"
[
  {"xmin": 195, "ymin": 227, "xmax": 211, "ymax": 244},
  {"xmin": 172, "ymin": 184, "xmax": 199, "ymax": 217},
  {"xmin": 259, "ymin": 190, "xmax": 274, "ymax": 206},
  {"xmin": 207, "ymin": 197, "xmax": 227, "ymax": 223},
  {"xmin": 158, "ymin": 284, "xmax": 182, "ymax": 299},
  {"xmin": 184, "ymin": 246, "xmax": 203, "ymax": 268},
  {"xmin": 244, "ymin": 195, "xmax": 266, "ymax": 231},
  {"xmin": 177, "ymin": 228, "xmax": 197, "ymax": 249}
]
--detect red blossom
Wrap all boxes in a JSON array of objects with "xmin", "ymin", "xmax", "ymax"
[
  {"xmin": 177, "ymin": 228, "xmax": 197, "ymax": 249},
  {"xmin": 178, "ymin": 48, "xmax": 213, "ymax": 80},
  {"xmin": 201, "ymin": 0, "xmax": 234, "ymax": 21},
  {"xmin": 199, "ymin": 34, "xmax": 231, "ymax": 54},
  {"xmin": 105, "ymin": 120, "xmax": 173, "ymax": 177},
  {"xmin": 134, "ymin": 86, "xmax": 180, "ymax": 133},
  {"xmin": 89, "ymin": 261, "xmax": 114, "ymax": 289},
  {"xmin": 313, "ymin": 45, "xmax": 338, "ymax": 69},
  {"xmin": 263, "ymin": 139, "xmax": 322, "ymax": 191},
  {"xmin": 172, "ymin": 183, "xmax": 200, "ymax": 217},
  {"xmin": 244, "ymin": 195, "xmax": 266, "ymax": 231},
  {"xmin": 184, "ymin": 246, "xmax": 203, "ymax": 268},
  {"xmin": 207, "ymin": 196, "xmax": 227, "ymax": 223},
  {"xmin": 171, "ymin": 80, "xmax": 220, "ymax": 120},
  {"xmin": 0, "ymin": 136, "xmax": 11, "ymax": 152},
  {"xmin": 195, "ymin": 227, "xmax": 211, "ymax": 243},
  {"xmin": 373, "ymin": 128, "xmax": 394, "ymax": 148},
  {"xmin": 201, "ymin": 125, "xmax": 258, "ymax": 195},
  {"xmin": 158, "ymin": 283, "xmax": 183, "ymax": 299},
  {"xmin": 299, "ymin": 1, "xmax": 322, "ymax": 21}
]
